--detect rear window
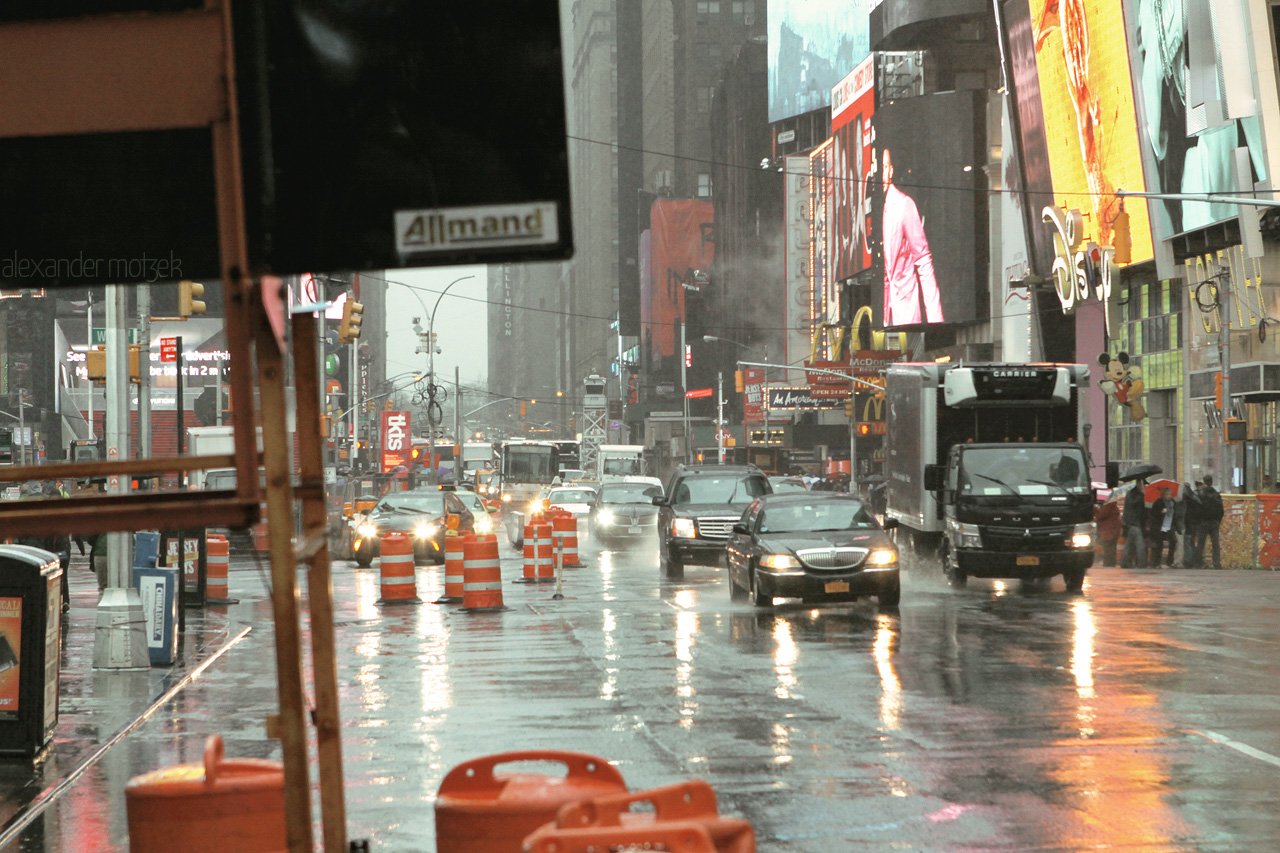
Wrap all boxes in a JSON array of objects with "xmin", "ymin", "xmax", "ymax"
[
  {"xmin": 673, "ymin": 475, "xmax": 767, "ymax": 505},
  {"xmin": 550, "ymin": 489, "xmax": 596, "ymax": 504}
]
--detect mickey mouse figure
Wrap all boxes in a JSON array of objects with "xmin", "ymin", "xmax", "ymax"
[{"xmin": 1097, "ymin": 352, "xmax": 1145, "ymax": 421}]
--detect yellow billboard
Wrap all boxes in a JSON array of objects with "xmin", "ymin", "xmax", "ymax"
[{"xmin": 1029, "ymin": 0, "xmax": 1152, "ymax": 262}]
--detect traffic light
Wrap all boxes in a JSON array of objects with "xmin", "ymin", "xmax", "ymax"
[
  {"xmin": 844, "ymin": 397, "xmax": 855, "ymax": 418},
  {"xmin": 129, "ymin": 344, "xmax": 141, "ymax": 383},
  {"xmin": 178, "ymin": 280, "xmax": 206, "ymax": 317},
  {"xmin": 858, "ymin": 423, "xmax": 871, "ymax": 436},
  {"xmin": 734, "ymin": 370, "xmax": 745, "ymax": 393},
  {"xmin": 338, "ymin": 298, "xmax": 364, "ymax": 343},
  {"xmin": 1225, "ymin": 418, "xmax": 1247, "ymax": 443},
  {"xmin": 86, "ymin": 346, "xmax": 106, "ymax": 381},
  {"xmin": 1111, "ymin": 210, "xmax": 1131, "ymax": 265},
  {"xmin": 320, "ymin": 414, "xmax": 333, "ymax": 437}
]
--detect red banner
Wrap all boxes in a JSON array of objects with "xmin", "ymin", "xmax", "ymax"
[
  {"xmin": 380, "ymin": 411, "xmax": 411, "ymax": 473},
  {"xmin": 647, "ymin": 199, "xmax": 715, "ymax": 358},
  {"xmin": 742, "ymin": 368, "xmax": 764, "ymax": 424}
]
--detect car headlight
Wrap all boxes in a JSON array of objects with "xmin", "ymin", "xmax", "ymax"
[
  {"xmin": 671, "ymin": 517, "xmax": 696, "ymax": 538},
  {"xmin": 1071, "ymin": 522, "xmax": 1095, "ymax": 549},
  {"xmin": 502, "ymin": 493, "xmax": 512, "ymax": 502},
  {"xmin": 759, "ymin": 553, "xmax": 802, "ymax": 571},
  {"xmin": 414, "ymin": 523, "xmax": 439, "ymax": 539},
  {"xmin": 529, "ymin": 501, "xmax": 542, "ymax": 516},
  {"xmin": 865, "ymin": 549, "xmax": 898, "ymax": 567},
  {"xmin": 474, "ymin": 514, "xmax": 494, "ymax": 534},
  {"xmin": 597, "ymin": 509, "xmax": 615, "ymax": 526},
  {"xmin": 357, "ymin": 523, "xmax": 376, "ymax": 538},
  {"xmin": 948, "ymin": 518, "xmax": 982, "ymax": 549}
]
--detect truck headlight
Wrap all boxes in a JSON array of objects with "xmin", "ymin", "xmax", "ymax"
[
  {"xmin": 1071, "ymin": 522, "xmax": 1095, "ymax": 549},
  {"xmin": 672, "ymin": 518, "xmax": 696, "ymax": 538},
  {"xmin": 759, "ymin": 554, "xmax": 802, "ymax": 571},
  {"xmin": 865, "ymin": 549, "xmax": 898, "ymax": 567},
  {"xmin": 502, "ymin": 493, "xmax": 512, "ymax": 502},
  {"xmin": 357, "ymin": 523, "xmax": 376, "ymax": 538},
  {"xmin": 948, "ymin": 519, "xmax": 982, "ymax": 549}
]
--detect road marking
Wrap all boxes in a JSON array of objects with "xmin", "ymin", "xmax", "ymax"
[{"xmin": 1192, "ymin": 729, "xmax": 1280, "ymax": 769}]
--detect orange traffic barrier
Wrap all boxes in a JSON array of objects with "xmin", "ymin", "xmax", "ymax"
[
  {"xmin": 524, "ymin": 822, "xmax": 719, "ymax": 853},
  {"xmin": 435, "ymin": 531, "xmax": 466, "ymax": 604},
  {"xmin": 550, "ymin": 510, "xmax": 583, "ymax": 567},
  {"xmin": 251, "ymin": 521, "xmax": 269, "ymax": 553},
  {"xmin": 125, "ymin": 734, "xmax": 286, "ymax": 853},
  {"xmin": 540, "ymin": 779, "xmax": 755, "ymax": 852},
  {"xmin": 205, "ymin": 534, "xmax": 237, "ymax": 605},
  {"xmin": 376, "ymin": 531, "xmax": 421, "ymax": 605},
  {"xmin": 520, "ymin": 522, "xmax": 540, "ymax": 582},
  {"xmin": 434, "ymin": 751, "xmax": 627, "ymax": 853},
  {"xmin": 460, "ymin": 534, "xmax": 506, "ymax": 611},
  {"xmin": 535, "ymin": 521, "xmax": 555, "ymax": 581}
]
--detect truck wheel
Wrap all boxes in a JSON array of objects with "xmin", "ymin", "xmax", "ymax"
[
  {"xmin": 661, "ymin": 544, "xmax": 684, "ymax": 580},
  {"xmin": 942, "ymin": 545, "xmax": 967, "ymax": 587},
  {"xmin": 1064, "ymin": 570, "xmax": 1086, "ymax": 593},
  {"xmin": 750, "ymin": 569, "xmax": 772, "ymax": 608},
  {"xmin": 877, "ymin": 578, "xmax": 901, "ymax": 608}
]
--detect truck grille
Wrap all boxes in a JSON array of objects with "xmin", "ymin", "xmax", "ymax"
[
  {"xmin": 981, "ymin": 526, "xmax": 1071, "ymax": 552},
  {"xmin": 695, "ymin": 517, "xmax": 739, "ymax": 540},
  {"xmin": 796, "ymin": 547, "xmax": 868, "ymax": 570}
]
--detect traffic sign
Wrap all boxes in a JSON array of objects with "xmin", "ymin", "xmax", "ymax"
[
  {"xmin": 159, "ymin": 337, "xmax": 178, "ymax": 363},
  {"xmin": 91, "ymin": 328, "xmax": 138, "ymax": 346}
]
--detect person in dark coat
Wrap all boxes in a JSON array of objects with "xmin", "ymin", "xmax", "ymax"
[
  {"xmin": 1181, "ymin": 481, "xmax": 1203, "ymax": 568},
  {"xmin": 1147, "ymin": 487, "xmax": 1177, "ymax": 568},
  {"xmin": 1121, "ymin": 480, "xmax": 1147, "ymax": 568},
  {"xmin": 1197, "ymin": 475, "xmax": 1225, "ymax": 569}
]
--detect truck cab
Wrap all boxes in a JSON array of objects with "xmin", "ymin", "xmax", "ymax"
[{"xmin": 928, "ymin": 442, "xmax": 1095, "ymax": 590}]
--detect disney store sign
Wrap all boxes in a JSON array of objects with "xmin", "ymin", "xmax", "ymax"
[{"xmin": 1043, "ymin": 205, "xmax": 1116, "ymax": 330}]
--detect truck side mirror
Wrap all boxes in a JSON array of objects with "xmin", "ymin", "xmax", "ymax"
[
  {"xmin": 923, "ymin": 465, "xmax": 945, "ymax": 491},
  {"xmin": 732, "ymin": 522, "xmax": 749, "ymax": 535},
  {"xmin": 651, "ymin": 495, "xmax": 668, "ymax": 507},
  {"xmin": 1105, "ymin": 461, "xmax": 1119, "ymax": 490}
]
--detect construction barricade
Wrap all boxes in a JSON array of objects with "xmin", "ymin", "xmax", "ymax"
[
  {"xmin": 548, "ymin": 510, "xmax": 583, "ymax": 568},
  {"xmin": 460, "ymin": 534, "xmax": 507, "ymax": 612},
  {"xmin": 125, "ymin": 734, "xmax": 286, "ymax": 853},
  {"xmin": 204, "ymin": 535, "xmax": 238, "ymax": 605},
  {"xmin": 376, "ymin": 531, "xmax": 420, "ymax": 605},
  {"xmin": 435, "ymin": 531, "xmax": 466, "ymax": 604},
  {"xmin": 434, "ymin": 750, "xmax": 627, "ymax": 853},
  {"xmin": 529, "ymin": 779, "xmax": 755, "ymax": 853},
  {"xmin": 518, "ymin": 521, "xmax": 555, "ymax": 583}
]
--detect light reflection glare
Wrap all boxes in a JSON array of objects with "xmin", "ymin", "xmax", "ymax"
[
  {"xmin": 1071, "ymin": 599, "xmax": 1096, "ymax": 737},
  {"xmin": 675, "ymin": 609, "xmax": 698, "ymax": 723},
  {"xmin": 674, "ymin": 590, "xmax": 696, "ymax": 608},
  {"xmin": 771, "ymin": 722, "xmax": 792, "ymax": 765},
  {"xmin": 599, "ymin": 549, "xmax": 614, "ymax": 588},
  {"xmin": 873, "ymin": 614, "xmax": 901, "ymax": 729},
  {"xmin": 992, "ymin": 580, "xmax": 1007, "ymax": 597},
  {"xmin": 419, "ymin": 600, "xmax": 451, "ymax": 714},
  {"xmin": 355, "ymin": 571, "xmax": 380, "ymax": 619},
  {"xmin": 773, "ymin": 620, "xmax": 798, "ymax": 699}
]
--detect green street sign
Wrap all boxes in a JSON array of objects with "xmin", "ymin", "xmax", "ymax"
[{"xmin": 91, "ymin": 328, "xmax": 139, "ymax": 346}]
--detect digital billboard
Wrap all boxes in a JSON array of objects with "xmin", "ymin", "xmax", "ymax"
[
  {"xmin": 830, "ymin": 55, "xmax": 875, "ymax": 283},
  {"xmin": 1120, "ymin": 0, "xmax": 1267, "ymax": 237},
  {"xmin": 768, "ymin": 0, "xmax": 869, "ymax": 123},
  {"xmin": 1027, "ymin": 0, "xmax": 1152, "ymax": 261},
  {"xmin": 646, "ymin": 200, "xmax": 715, "ymax": 358},
  {"xmin": 871, "ymin": 91, "xmax": 985, "ymax": 330}
]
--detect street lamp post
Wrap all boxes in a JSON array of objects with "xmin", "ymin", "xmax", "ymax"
[
  {"xmin": 703, "ymin": 335, "xmax": 770, "ymax": 464},
  {"xmin": 401, "ymin": 275, "xmax": 475, "ymax": 479}
]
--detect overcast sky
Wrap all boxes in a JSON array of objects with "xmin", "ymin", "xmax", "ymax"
[{"xmin": 381, "ymin": 264, "xmax": 488, "ymax": 392}]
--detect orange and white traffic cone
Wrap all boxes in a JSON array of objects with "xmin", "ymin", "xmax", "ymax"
[
  {"xmin": 550, "ymin": 511, "xmax": 583, "ymax": 568},
  {"xmin": 376, "ymin": 532, "xmax": 421, "ymax": 605},
  {"xmin": 435, "ymin": 531, "xmax": 466, "ymax": 604},
  {"xmin": 518, "ymin": 522, "xmax": 540, "ymax": 583},
  {"xmin": 205, "ymin": 534, "xmax": 238, "ymax": 605},
  {"xmin": 535, "ymin": 521, "xmax": 555, "ymax": 582},
  {"xmin": 460, "ymin": 534, "xmax": 507, "ymax": 612}
]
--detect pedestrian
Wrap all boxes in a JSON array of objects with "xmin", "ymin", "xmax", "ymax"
[
  {"xmin": 1180, "ymin": 481, "xmax": 1202, "ymax": 568},
  {"xmin": 1197, "ymin": 475, "xmax": 1225, "ymax": 569},
  {"xmin": 1094, "ymin": 493, "xmax": 1122, "ymax": 567},
  {"xmin": 1147, "ymin": 486, "xmax": 1177, "ymax": 568},
  {"xmin": 1121, "ymin": 480, "xmax": 1147, "ymax": 568}
]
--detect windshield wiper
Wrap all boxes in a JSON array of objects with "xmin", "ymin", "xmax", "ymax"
[{"xmin": 968, "ymin": 472, "xmax": 1019, "ymax": 495}]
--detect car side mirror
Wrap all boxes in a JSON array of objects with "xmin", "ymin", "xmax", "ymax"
[
  {"xmin": 732, "ymin": 522, "xmax": 749, "ymax": 535},
  {"xmin": 923, "ymin": 465, "xmax": 945, "ymax": 491},
  {"xmin": 651, "ymin": 495, "xmax": 669, "ymax": 507}
]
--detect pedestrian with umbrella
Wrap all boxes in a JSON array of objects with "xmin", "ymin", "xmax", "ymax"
[
  {"xmin": 1180, "ymin": 481, "xmax": 1203, "ymax": 568},
  {"xmin": 1146, "ymin": 483, "xmax": 1178, "ymax": 568},
  {"xmin": 1122, "ymin": 479, "xmax": 1148, "ymax": 568}
]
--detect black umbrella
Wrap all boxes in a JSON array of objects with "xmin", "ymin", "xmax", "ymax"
[
  {"xmin": 1118, "ymin": 463, "xmax": 1162, "ymax": 482},
  {"xmin": 859, "ymin": 474, "xmax": 887, "ymax": 485}
]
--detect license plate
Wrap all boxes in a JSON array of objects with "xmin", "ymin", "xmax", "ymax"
[
  {"xmin": 1017, "ymin": 555, "xmax": 1040, "ymax": 566},
  {"xmin": 825, "ymin": 581, "xmax": 850, "ymax": 593},
  {"xmin": 628, "ymin": 526, "xmax": 641, "ymax": 534}
]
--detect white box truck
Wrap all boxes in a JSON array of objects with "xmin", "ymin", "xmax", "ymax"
[{"xmin": 596, "ymin": 445, "xmax": 646, "ymax": 480}]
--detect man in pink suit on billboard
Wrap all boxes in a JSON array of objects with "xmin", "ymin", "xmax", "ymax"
[{"xmin": 881, "ymin": 147, "xmax": 944, "ymax": 326}]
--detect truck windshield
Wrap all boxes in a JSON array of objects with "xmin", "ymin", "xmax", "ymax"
[
  {"xmin": 503, "ymin": 446, "xmax": 556, "ymax": 483},
  {"xmin": 957, "ymin": 447, "xmax": 1089, "ymax": 495},
  {"xmin": 601, "ymin": 457, "xmax": 641, "ymax": 476}
]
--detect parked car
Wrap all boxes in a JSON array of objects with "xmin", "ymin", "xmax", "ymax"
[
  {"xmin": 588, "ymin": 477, "xmax": 664, "ymax": 548},
  {"xmin": 653, "ymin": 463, "xmax": 772, "ymax": 579},
  {"xmin": 726, "ymin": 493, "xmax": 899, "ymax": 608},
  {"xmin": 352, "ymin": 489, "xmax": 475, "ymax": 567},
  {"xmin": 768, "ymin": 476, "xmax": 809, "ymax": 495}
]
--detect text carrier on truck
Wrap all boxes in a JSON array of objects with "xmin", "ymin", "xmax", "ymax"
[{"xmin": 884, "ymin": 363, "xmax": 1096, "ymax": 592}]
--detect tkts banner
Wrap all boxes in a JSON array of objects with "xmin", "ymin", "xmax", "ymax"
[{"xmin": 380, "ymin": 411, "xmax": 411, "ymax": 473}]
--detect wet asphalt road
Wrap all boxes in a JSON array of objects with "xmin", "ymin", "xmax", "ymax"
[{"xmin": 4, "ymin": 533, "xmax": 1280, "ymax": 851}]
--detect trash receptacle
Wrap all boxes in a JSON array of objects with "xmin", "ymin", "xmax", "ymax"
[
  {"xmin": 126, "ymin": 734, "xmax": 286, "ymax": 853},
  {"xmin": 132, "ymin": 565, "xmax": 178, "ymax": 667},
  {"xmin": 134, "ymin": 531, "xmax": 161, "ymax": 569},
  {"xmin": 0, "ymin": 545, "xmax": 63, "ymax": 757}
]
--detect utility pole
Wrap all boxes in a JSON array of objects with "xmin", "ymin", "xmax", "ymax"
[
  {"xmin": 681, "ymin": 321, "xmax": 691, "ymax": 463},
  {"xmin": 93, "ymin": 283, "xmax": 148, "ymax": 670},
  {"xmin": 716, "ymin": 371, "xmax": 725, "ymax": 463},
  {"xmin": 1219, "ymin": 270, "xmax": 1233, "ymax": 490},
  {"xmin": 138, "ymin": 285, "xmax": 151, "ymax": 457},
  {"xmin": 454, "ymin": 365, "xmax": 461, "ymax": 486}
]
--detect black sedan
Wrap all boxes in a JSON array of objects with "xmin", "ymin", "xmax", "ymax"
[
  {"xmin": 726, "ymin": 493, "xmax": 899, "ymax": 608},
  {"xmin": 588, "ymin": 478, "xmax": 664, "ymax": 547},
  {"xmin": 352, "ymin": 490, "xmax": 475, "ymax": 567}
]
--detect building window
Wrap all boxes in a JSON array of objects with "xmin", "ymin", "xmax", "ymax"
[
  {"xmin": 696, "ymin": 1, "xmax": 720, "ymax": 21},
  {"xmin": 697, "ymin": 173, "xmax": 712, "ymax": 197},
  {"xmin": 696, "ymin": 85, "xmax": 714, "ymax": 112},
  {"xmin": 732, "ymin": 1, "xmax": 748, "ymax": 20}
]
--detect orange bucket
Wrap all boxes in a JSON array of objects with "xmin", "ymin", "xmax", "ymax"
[
  {"xmin": 125, "ymin": 735, "xmax": 285, "ymax": 853},
  {"xmin": 434, "ymin": 750, "xmax": 626, "ymax": 853}
]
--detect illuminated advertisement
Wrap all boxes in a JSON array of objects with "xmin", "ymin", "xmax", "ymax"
[
  {"xmin": 871, "ymin": 91, "xmax": 985, "ymax": 330},
  {"xmin": 380, "ymin": 410, "xmax": 411, "ymax": 473},
  {"xmin": 0, "ymin": 597, "xmax": 19, "ymax": 718},
  {"xmin": 809, "ymin": 142, "xmax": 834, "ymax": 343},
  {"xmin": 1028, "ymin": 0, "xmax": 1152, "ymax": 261},
  {"xmin": 646, "ymin": 200, "xmax": 715, "ymax": 359},
  {"xmin": 830, "ymin": 54, "xmax": 875, "ymax": 283},
  {"xmin": 784, "ymin": 157, "xmax": 815, "ymax": 368},
  {"xmin": 768, "ymin": 0, "xmax": 869, "ymax": 123},
  {"xmin": 1120, "ymin": 0, "xmax": 1267, "ymax": 236}
]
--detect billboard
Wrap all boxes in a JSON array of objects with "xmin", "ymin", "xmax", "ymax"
[
  {"xmin": 646, "ymin": 200, "xmax": 715, "ymax": 359},
  {"xmin": 871, "ymin": 91, "xmax": 985, "ymax": 330},
  {"xmin": 380, "ymin": 411, "xmax": 410, "ymax": 473},
  {"xmin": 1120, "ymin": 0, "xmax": 1266, "ymax": 237},
  {"xmin": 768, "ymin": 0, "xmax": 869, "ymax": 123},
  {"xmin": 784, "ymin": 157, "xmax": 815, "ymax": 368},
  {"xmin": 830, "ymin": 55, "xmax": 875, "ymax": 283},
  {"xmin": 1027, "ymin": 0, "xmax": 1152, "ymax": 261}
]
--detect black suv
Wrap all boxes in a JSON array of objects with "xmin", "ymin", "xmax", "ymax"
[{"xmin": 653, "ymin": 464, "xmax": 771, "ymax": 578}]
